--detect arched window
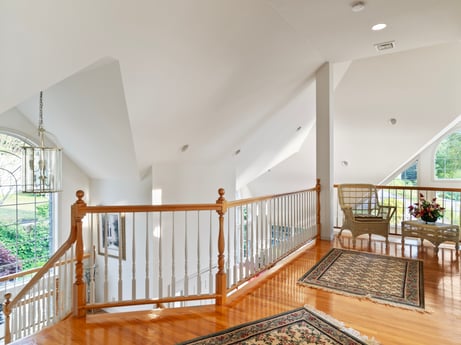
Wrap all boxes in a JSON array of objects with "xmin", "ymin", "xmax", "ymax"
[
  {"xmin": 0, "ymin": 133, "xmax": 54, "ymax": 276},
  {"xmin": 434, "ymin": 131, "xmax": 461, "ymax": 180}
]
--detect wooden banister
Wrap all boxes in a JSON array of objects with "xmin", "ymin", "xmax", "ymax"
[
  {"xmin": 316, "ymin": 178, "xmax": 321, "ymax": 239},
  {"xmin": 72, "ymin": 190, "xmax": 88, "ymax": 317},
  {"xmin": 215, "ymin": 188, "xmax": 227, "ymax": 305}
]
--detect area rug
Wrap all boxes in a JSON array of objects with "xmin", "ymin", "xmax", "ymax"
[
  {"xmin": 298, "ymin": 248, "xmax": 424, "ymax": 310},
  {"xmin": 177, "ymin": 306, "xmax": 379, "ymax": 345}
]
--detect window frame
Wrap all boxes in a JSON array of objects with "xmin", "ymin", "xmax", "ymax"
[
  {"xmin": 0, "ymin": 130, "xmax": 57, "ymax": 275},
  {"xmin": 433, "ymin": 129, "xmax": 461, "ymax": 181}
]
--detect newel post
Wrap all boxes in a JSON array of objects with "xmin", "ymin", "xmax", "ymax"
[
  {"xmin": 215, "ymin": 188, "xmax": 228, "ymax": 305},
  {"xmin": 72, "ymin": 190, "xmax": 87, "ymax": 317},
  {"xmin": 316, "ymin": 179, "xmax": 321, "ymax": 239},
  {"xmin": 4, "ymin": 293, "xmax": 11, "ymax": 344}
]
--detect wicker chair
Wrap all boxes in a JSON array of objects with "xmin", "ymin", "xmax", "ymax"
[{"xmin": 337, "ymin": 184, "xmax": 396, "ymax": 245}]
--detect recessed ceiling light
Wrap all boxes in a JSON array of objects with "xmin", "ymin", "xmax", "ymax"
[
  {"xmin": 389, "ymin": 118, "xmax": 397, "ymax": 125},
  {"xmin": 341, "ymin": 161, "xmax": 349, "ymax": 167},
  {"xmin": 351, "ymin": 1, "xmax": 365, "ymax": 12},
  {"xmin": 372, "ymin": 23, "xmax": 387, "ymax": 31},
  {"xmin": 234, "ymin": 149, "xmax": 241, "ymax": 156},
  {"xmin": 181, "ymin": 144, "xmax": 189, "ymax": 152}
]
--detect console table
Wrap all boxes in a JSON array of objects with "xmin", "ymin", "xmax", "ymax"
[{"xmin": 401, "ymin": 220, "xmax": 459, "ymax": 255}]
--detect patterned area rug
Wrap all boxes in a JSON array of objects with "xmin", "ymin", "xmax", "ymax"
[
  {"xmin": 298, "ymin": 248, "xmax": 424, "ymax": 310},
  {"xmin": 177, "ymin": 306, "xmax": 379, "ymax": 345}
]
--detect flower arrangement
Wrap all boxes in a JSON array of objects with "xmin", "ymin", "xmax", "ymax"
[{"xmin": 408, "ymin": 193, "xmax": 444, "ymax": 222}]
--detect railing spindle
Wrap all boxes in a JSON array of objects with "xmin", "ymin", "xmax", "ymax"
[
  {"xmin": 130, "ymin": 213, "xmax": 136, "ymax": 301},
  {"xmin": 145, "ymin": 213, "xmax": 150, "ymax": 299}
]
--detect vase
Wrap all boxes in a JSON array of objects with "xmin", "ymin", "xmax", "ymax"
[{"xmin": 421, "ymin": 214, "xmax": 438, "ymax": 223}]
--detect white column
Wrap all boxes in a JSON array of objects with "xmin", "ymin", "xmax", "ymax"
[{"xmin": 316, "ymin": 62, "xmax": 334, "ymax": 240}]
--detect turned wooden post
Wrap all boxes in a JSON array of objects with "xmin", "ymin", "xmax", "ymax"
[
  {"xmin": 215, "ymin": 188, "xmax": 228, "ymax": 305},
  {"xmin": 4, "ymin": 293, "xmax": 11, "ymax": 344},
  {"xmin": 72, "ymin": 190, "xmax": 87, "ymax": 317},
  {"xmin": 316, "ymin": 179, "xmax": 321, "ymax": 239}
]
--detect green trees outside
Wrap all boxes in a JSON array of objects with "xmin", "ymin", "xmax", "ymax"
[
  {"xmin": 0, "ymin": 133, "xmax": 52, "ymax": 277},
  {"xmin": 0, "ymin": 202, "xmax": 51, "ymax": 275},
  {"xmin": 435, "ymin": 131, "xmax": 461, "ymax": 179}
]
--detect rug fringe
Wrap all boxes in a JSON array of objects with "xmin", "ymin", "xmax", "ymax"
[
  {"xmin": 298, "ymin": 282, "xmax": 429, "ymax": 313},
  {"xmin": 304, "ymin": 305, "xmax": 381, "ymax": 345}
]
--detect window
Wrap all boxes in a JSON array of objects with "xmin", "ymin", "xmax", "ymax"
[
  {"xmin": 435, "ymin": 131, "xmax": 461, "ymax": 179},
  {"xmin": 0, "ymin": 133, "xmax": 54, "ymax": 276},
  {"xmin": 387, "ymin": 161, "xmax": 418, "ymax": 186}
]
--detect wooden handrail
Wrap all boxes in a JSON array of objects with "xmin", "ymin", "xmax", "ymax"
[
  {"xmin": 4, "ymin": 227, "xmax": 77, "ymax": 312},
  {"xmin": 3, "ymin": 217, "xmax": 79, "ymax": 343},
  {"xmin": 0, "ymin": 253, "xmax": 90, "ymax": 284},
  {"xmin": 83, "ymin": 204, "xmax": 222, "ymax": 213},
  {"xmin": 4, "ymin": 184, "xmax": 321, "ymax": 343},
  {"xmin": 227, "ymin": 187, "xmax": 318, "ymax": 208}
]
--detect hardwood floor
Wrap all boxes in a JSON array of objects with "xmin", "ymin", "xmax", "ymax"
[{"xmin": 12, "ymin": 234, "xmax": 461, "ymax": 344}]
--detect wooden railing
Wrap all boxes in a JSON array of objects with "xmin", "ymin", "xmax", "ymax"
[
  {"xmin": 1, "ymin": 182, "xmax": 321, "ymax": 343},
  {"xmin": 334, "ymin": 185, "xmax": 461, "ymax": 235},
  {"xmin": 1, "ymin": 244, "xmax": 91, "ymax": 343},
  {"xmin": 4, "ymin": 182, "xmax": 461, "ymax": 343},
  {"xmin": 75, "ymin": 184, "xmax": 320, "ymax": 313}
]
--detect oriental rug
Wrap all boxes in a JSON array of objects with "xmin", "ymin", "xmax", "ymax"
[
  {"xmin": 298, "ymin": 248, "xmax": 424, "ymax": 310},
  {"xmin": 177, "ymin": 306, "xmax": 379, "ymax": 345}
]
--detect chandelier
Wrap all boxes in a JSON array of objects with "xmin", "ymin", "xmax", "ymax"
[{"xmin": 22, "ymin": 91, "xmax": 62, "ymax": 193}]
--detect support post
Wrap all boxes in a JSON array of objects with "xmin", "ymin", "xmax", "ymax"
[
  {"xmin": 72, "ymin": 190, "xmax": 87, "ymax": 317},
  {"xmin": 316, "ymin": 62, "xmax": 335, "ymax": 240},
  {"xmin": 215, "ymin": 188, "xmax": 227, "ymax": 305},
  {"xmin": 316, "ymin": 178, "xmax": 321, "ymax": 239},
  {"xmin": 4, "ymin": 293, "xmax": 11, "ymax": 344}
]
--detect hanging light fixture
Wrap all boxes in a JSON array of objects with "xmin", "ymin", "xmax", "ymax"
[{"xmin": 22, "ymin": 91, "xmax": 62, "ymax": 193}]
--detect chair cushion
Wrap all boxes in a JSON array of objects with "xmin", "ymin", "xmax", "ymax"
[{"xmin": 354, "ymin": 214, "xmax": 383, "ymax": 221}]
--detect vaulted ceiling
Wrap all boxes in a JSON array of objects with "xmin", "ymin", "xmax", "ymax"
[{"xmin": 1, "ymin": 1, "xmax": 461, "ymax": 195}]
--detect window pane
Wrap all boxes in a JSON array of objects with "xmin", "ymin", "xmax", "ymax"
[
  {"xmin": 0, "ymin": 133, "xmax": 54, "ymax": 277},
  {"xmin": 435, "ymin": 131, "xmax": 461, "ymax": 179}
]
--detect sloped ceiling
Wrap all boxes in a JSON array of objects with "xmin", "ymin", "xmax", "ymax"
[{"xmin": 1, "ymin": 1, "xmax": 461, "ymax": 192}]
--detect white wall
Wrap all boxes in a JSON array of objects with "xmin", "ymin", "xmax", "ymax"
[
  {"xmin": 245, "ymin": 126, "xmax": 317, "ymax": 197},
  {"xmin": 152, "ymin": 161, "xmax": 236, "ymax": 204}
]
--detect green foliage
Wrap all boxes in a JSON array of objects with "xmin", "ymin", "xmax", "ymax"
[
  {"xmin": 0, "ymin": 203, "xmax": 51, "ymax": 271},
  {"xmin": 435, "ymin": 132, "xmax": 461, "ymax": 179},
  {"xmin": 437, "ymin": 191, "xmax": 461, "ymax": 201}
]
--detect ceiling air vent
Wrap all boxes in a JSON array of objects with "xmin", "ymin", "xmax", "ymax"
[{"xmin": 374, "ymin": 40, "xmax": 395, "ymax": 51}]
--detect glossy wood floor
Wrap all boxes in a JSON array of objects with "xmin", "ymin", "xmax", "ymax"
[{"xmin": 12, "ymin": 233, "xmax": 461, "ymax": 344}]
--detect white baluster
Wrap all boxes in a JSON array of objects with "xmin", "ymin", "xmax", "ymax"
[
  {"xmin": 233, "ymin": 208, "xmax": 238, "ymax": 285},
  {"xmin": 46, "ymin": 267, "xmax": 52, "ymax": 326},
  {"xmin": 196, "ymin": 211, "xmax": 201, "ymax": 295},
  {"xmin": 171, "ymin": 213, "xmax": 176, "ymax": 305},
  {"xmin": 158, "ymin": 212, "xmax": 163, "ymax": 299},
  {"xmin": 208, "ymin": 211, "xmax": 213, "ymax": 293},
  {"xmin": 184, "ymin": 211, "xmax": 188, "ymax": 297},
  {"xmin": 145, "ymin": 213, "xmax": 150, "ymax": 299},
  {"xmin": 239, "ymin": 205, "xmax": 244, "ymax": 281},
  {"xmin": 249, "ymin": 203, "xmax": 253, "ymax": 274},
  {"xmin": 131, "ymin": 213, "xmax": 136, "ymax": 301}
]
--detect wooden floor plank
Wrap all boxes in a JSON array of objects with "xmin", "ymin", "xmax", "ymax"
[{"xmin": 11, "ymin": 234, "xmax": 461, "ymax": 344}]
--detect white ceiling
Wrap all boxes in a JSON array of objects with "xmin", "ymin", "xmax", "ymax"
[{"xmin": 1, "ymin": 0, "xmax": 461, "ymax": 193}]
